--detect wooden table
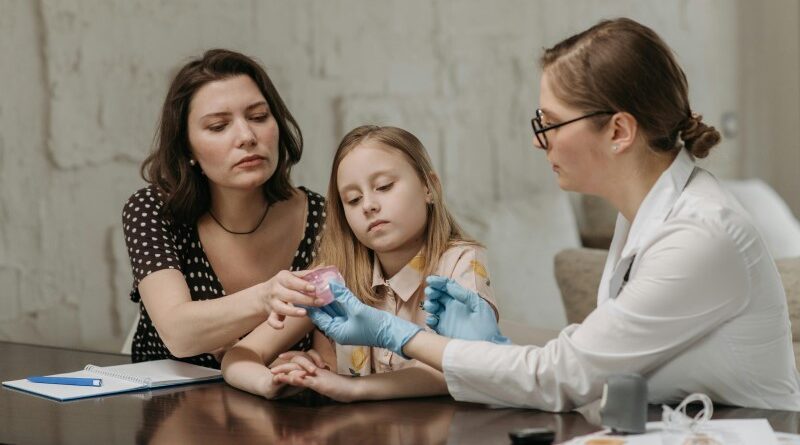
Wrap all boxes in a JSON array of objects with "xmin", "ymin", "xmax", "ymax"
[{"xmin": 1, "ymin": 341, "xmax": 798, "ymax": 444}]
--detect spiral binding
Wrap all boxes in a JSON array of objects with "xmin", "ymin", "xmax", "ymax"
[{"xmin": 84, "ymin": 364, "xmax": 153, "ymax": 387}]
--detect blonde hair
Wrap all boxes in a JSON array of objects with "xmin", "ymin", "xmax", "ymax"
[{"xmin": 313, "ymin": 125, "xmax": 476, "ymax": 306}]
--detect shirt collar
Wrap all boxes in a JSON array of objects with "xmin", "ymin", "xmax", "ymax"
[
  {"xmin": 371, "ymin": 251, "xmax": 426, "ymax": 302},
  {"xmin": 620, "ymin": 147, "xmax": 697, "ymax": 260},
  {"xmin": 598, "ymin": 148, "xmax": 696, "ymax": 305}
]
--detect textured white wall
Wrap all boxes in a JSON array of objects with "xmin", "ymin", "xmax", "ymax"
[{"xmin": 0, "ymin": 0, "xmax": 741, "ymax": 352}]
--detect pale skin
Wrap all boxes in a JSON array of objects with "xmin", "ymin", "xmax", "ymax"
[
  {"xmin": 137, "ymin": 75, "xmax": 323, "ymax": 359},
  {"xmin": 226, "ymin": 140, "xmax": 449, "ymax": 401},
  {"xmin": 279, "ymin": 69, "xmax": 682, "ymax": 379}
]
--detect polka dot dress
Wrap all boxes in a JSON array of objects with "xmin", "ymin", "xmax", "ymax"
[{"xmin": 122, "ymin": 185, "xmax": 326, "ymax": 369}]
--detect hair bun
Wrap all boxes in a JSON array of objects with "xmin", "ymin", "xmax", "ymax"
[{"xmin": 680, "ymin": 113, "xmax": 721, "ymax": 158}]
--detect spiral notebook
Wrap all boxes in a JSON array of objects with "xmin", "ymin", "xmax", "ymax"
[{"xmin": 2, "ymin": 359, "xmax": 222, "ymax": 402}]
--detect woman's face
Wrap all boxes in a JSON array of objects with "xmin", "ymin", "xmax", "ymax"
[
  {"xmin": 535, "ymin": 71, "xmax": 610, "ymax": 194},
  {"xmin": 336, "ymin": 141, "xmax": 430, "ymax": 255},
  {"xmin": 187, "ymin": 75, "xmax": 279, "ymax": 193}
]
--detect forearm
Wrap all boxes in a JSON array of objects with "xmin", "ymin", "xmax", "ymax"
[
  {"xmin": 400, "ymin": 331, "xmax": 450, "ymax": 372},
  {"xmin": 151, "ymin": 284, "xmax": 267, "ymax": 357},
  {"xmin": 353, "ymin": 363, "xmax": 449, "ymax": 401},
  {"xmin": 222, "ymin": 316, "xmax": 314, "ymax": 398},
  {"xmin": 221, "ymin": 345, "xmax": 275, "ymax": 397}
]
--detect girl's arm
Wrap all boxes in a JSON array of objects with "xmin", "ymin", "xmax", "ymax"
[
  {"xmin": 351, "ymin": 360, "xmax": 448, "ymax": 401},
  {"xmin": 139, "ymin": 269, "xmax": 318, "ymax": 357},
  {"xmin": 221, "ymin": 315, "xmax": 314, "ymax": 398},
  {"xmin": 274, "ymin": 354, "xmax": 449, "ymax": 403}
]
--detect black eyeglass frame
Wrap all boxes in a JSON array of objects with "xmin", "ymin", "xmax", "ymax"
[{"xmin": 531, "ymin": 109, "xmax": 615, "ymax": 149}]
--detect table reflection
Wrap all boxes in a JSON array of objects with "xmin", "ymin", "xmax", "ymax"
[{"xmin": 135, "ymin": 385, "xmax": 600, "ymax": 445}]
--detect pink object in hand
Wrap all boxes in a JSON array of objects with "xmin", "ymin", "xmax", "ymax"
[{"xmin": 302, "ymin": 266, "xmax": 344, "ymax": 305}]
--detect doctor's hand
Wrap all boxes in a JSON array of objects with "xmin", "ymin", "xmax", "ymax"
[
  {"xmin": 306, "ymin": 281, "xmax": 422, "ymax": 357},
  {"xmin": 423, "ymin": 276, "xmax": 512, "ymax": 345}
]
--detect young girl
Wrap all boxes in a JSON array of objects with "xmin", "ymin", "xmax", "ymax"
[{"xmin": 222, "ymin": 125, "xmax": 499, "ymax": 401}]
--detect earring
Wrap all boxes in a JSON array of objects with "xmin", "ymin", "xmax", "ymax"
[
  {"xmin": 612, "ymin": 144, "xmax": 619, "ymax": 152},
  {"xmin": 189, "ymin": 159, "xmax": 196, "ymax": 166}
]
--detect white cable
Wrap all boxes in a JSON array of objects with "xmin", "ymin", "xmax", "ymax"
[{"xmin": 661, "ymin": 393, "xmax": 714, "ymax": 433}]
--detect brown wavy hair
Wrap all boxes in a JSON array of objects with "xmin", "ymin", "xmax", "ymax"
[
  {"xmin": 312, "ymin": 125, "xmax": 477, "ymax": 306},
  {"xmin": 141, "ymin": 49, "xmax": 303, "ymax": 223},
  {"xmin": 541, "ymin": 18, "xmax": 721, "ymax": 158}
]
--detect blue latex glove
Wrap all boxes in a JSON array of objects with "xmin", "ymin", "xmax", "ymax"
[
  {"xmin": 423, "ymin": 275, "xmax": 512, "ymax": 344},
  {"xmin": 306, "ymin": 281, "xmax": 422, "ymax": 357}
]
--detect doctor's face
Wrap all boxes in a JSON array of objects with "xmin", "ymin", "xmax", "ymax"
[{"xmin": 535, "ymin": 71, "xmax": 610, "ymax": 194}]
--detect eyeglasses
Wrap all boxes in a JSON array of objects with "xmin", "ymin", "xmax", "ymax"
[{"xmin": 531, "ymin": 109, "xmax": 615, "ymax": 150}]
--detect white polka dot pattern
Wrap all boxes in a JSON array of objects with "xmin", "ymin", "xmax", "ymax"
[{"xmin": 122, "ymin": 186, "xmax": 325, "ymax": 368}]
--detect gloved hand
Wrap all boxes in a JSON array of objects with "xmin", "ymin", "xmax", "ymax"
[
  {"xmin": 306, "ymin": 281, "xmax": 422, "ymax": 357},
  {"xmin": 423, "ymin": 275, "xmax": 512, "ymax": 344}
]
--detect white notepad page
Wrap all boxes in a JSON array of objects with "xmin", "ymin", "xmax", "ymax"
[{"xmin": 2, "ymin": 359, "xmax": 221, "ymax": 401}]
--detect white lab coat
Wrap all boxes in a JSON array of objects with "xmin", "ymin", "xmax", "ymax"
[{"xmin": 442, "ymin": 148, "xmax": 800, "ymax": 411}]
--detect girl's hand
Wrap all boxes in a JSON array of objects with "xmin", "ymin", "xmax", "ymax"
[
  {"xmin": 266, "ymin": 349, "xmax": 329, "ymax": 398},
  {"xmin": 260, "ymin": 270, "xmax": 324, "ymax": 329},
  {"xmin": 257, "ymin": 365, "xmax": 308, "ymax": 400},
  {"xmin": 274, "ymin": 366, "xmax": 362, "ymax": 403},
  {"xmin": 275, "ymin": 350, "xmax": 330, "ymax": 372}
]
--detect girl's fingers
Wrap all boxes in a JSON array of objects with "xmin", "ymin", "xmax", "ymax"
[
  {"xmin": 289, "ymin": 355, "xmax": 319, "ymax": 374},
  {"xmin": 270, "ymin": 363, "xmax": 305, "ymax": 375},
  {"xmin": 306, "ymin": 349, "xmax": 329, "ymax": 369},
  {"xmin": 272, "ymin": 373, "xmax": 291, "ymax": 385},
  {"xmin": 278, "ymin": 350, "xmax": 329, "ymax": 370},
  {"xmin": 287, "ymin": 369, "xmax": 309, "ymax": 386}
]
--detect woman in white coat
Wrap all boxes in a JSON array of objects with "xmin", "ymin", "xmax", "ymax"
[{"xmin": 305, "ymin": 18, "xmax": 800, "ymax": 411}]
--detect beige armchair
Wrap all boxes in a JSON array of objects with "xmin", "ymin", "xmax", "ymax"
[{"xmin": 554, "ymin": 248, "xmax": 800, "ymax": 370}]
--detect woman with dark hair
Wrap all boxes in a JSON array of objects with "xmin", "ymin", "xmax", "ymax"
[
  {"xmin": 301, "ymin": 18, "xmax": 800, "ymax": 411},
  {"xmin": 122, "ymin": 49, "xmax": 326, "ymax": 368}
]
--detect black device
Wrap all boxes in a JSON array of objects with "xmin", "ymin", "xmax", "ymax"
[{"xmin": 508, "ymin": 427, "xmax": 555, "ymax": 445}]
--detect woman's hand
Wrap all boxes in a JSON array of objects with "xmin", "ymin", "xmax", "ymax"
[
  {"xmin": 260, "ymin": 270, "xmax": 324, "ymax": 329},
  {"xmin": 424, "ymin": 276, "xmax": 511, "ymax": 344}
]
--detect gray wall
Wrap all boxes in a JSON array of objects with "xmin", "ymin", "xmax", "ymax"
[{"xmin": 0, "ymin": 0, "xmax": 752, "ymax": 352}]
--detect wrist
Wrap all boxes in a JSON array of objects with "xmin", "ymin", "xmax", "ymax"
[
  {"xmin": 257, "ymin": 371, "xmax": 278, "ymax": 399},
  {"xmin": 388, "ymin": 318, "xmax": 423, "ymax": 358},
  {"xmin": 349, "ymin": 375, "xmax": 367, "ymax": 402},
  {"xmin": 399, "ymin": 329, "xmax": 422, "ymax": 359},
  {"xmin": 254, "ymin": 281, "xmax": 272, "ymax": 317}
]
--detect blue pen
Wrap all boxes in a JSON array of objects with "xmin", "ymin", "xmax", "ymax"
[{"xmin": 27, "ymin": 376, "xmax": 103, "ymax": 387}]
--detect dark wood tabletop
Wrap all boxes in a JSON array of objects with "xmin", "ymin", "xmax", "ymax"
[{"xmin": 1, "ymin": 341, "xmax": 797, "ymax": 444}]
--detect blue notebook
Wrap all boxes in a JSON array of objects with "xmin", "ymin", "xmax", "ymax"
[{"xmin": 2, "ymin": 359, "xmax": 221, "ymax": 401}]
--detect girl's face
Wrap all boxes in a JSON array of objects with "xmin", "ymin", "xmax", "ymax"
[
  {"xmin": 187, "ymin": 75, "xmax": 280, "ymax": 193},
  {"xmin": 535, "ymin": 71, "xmax": 610, "ymax": 194},
  {"xmin": 336, "ymin": 141, "xmax": 431, "ymax": 255}
]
